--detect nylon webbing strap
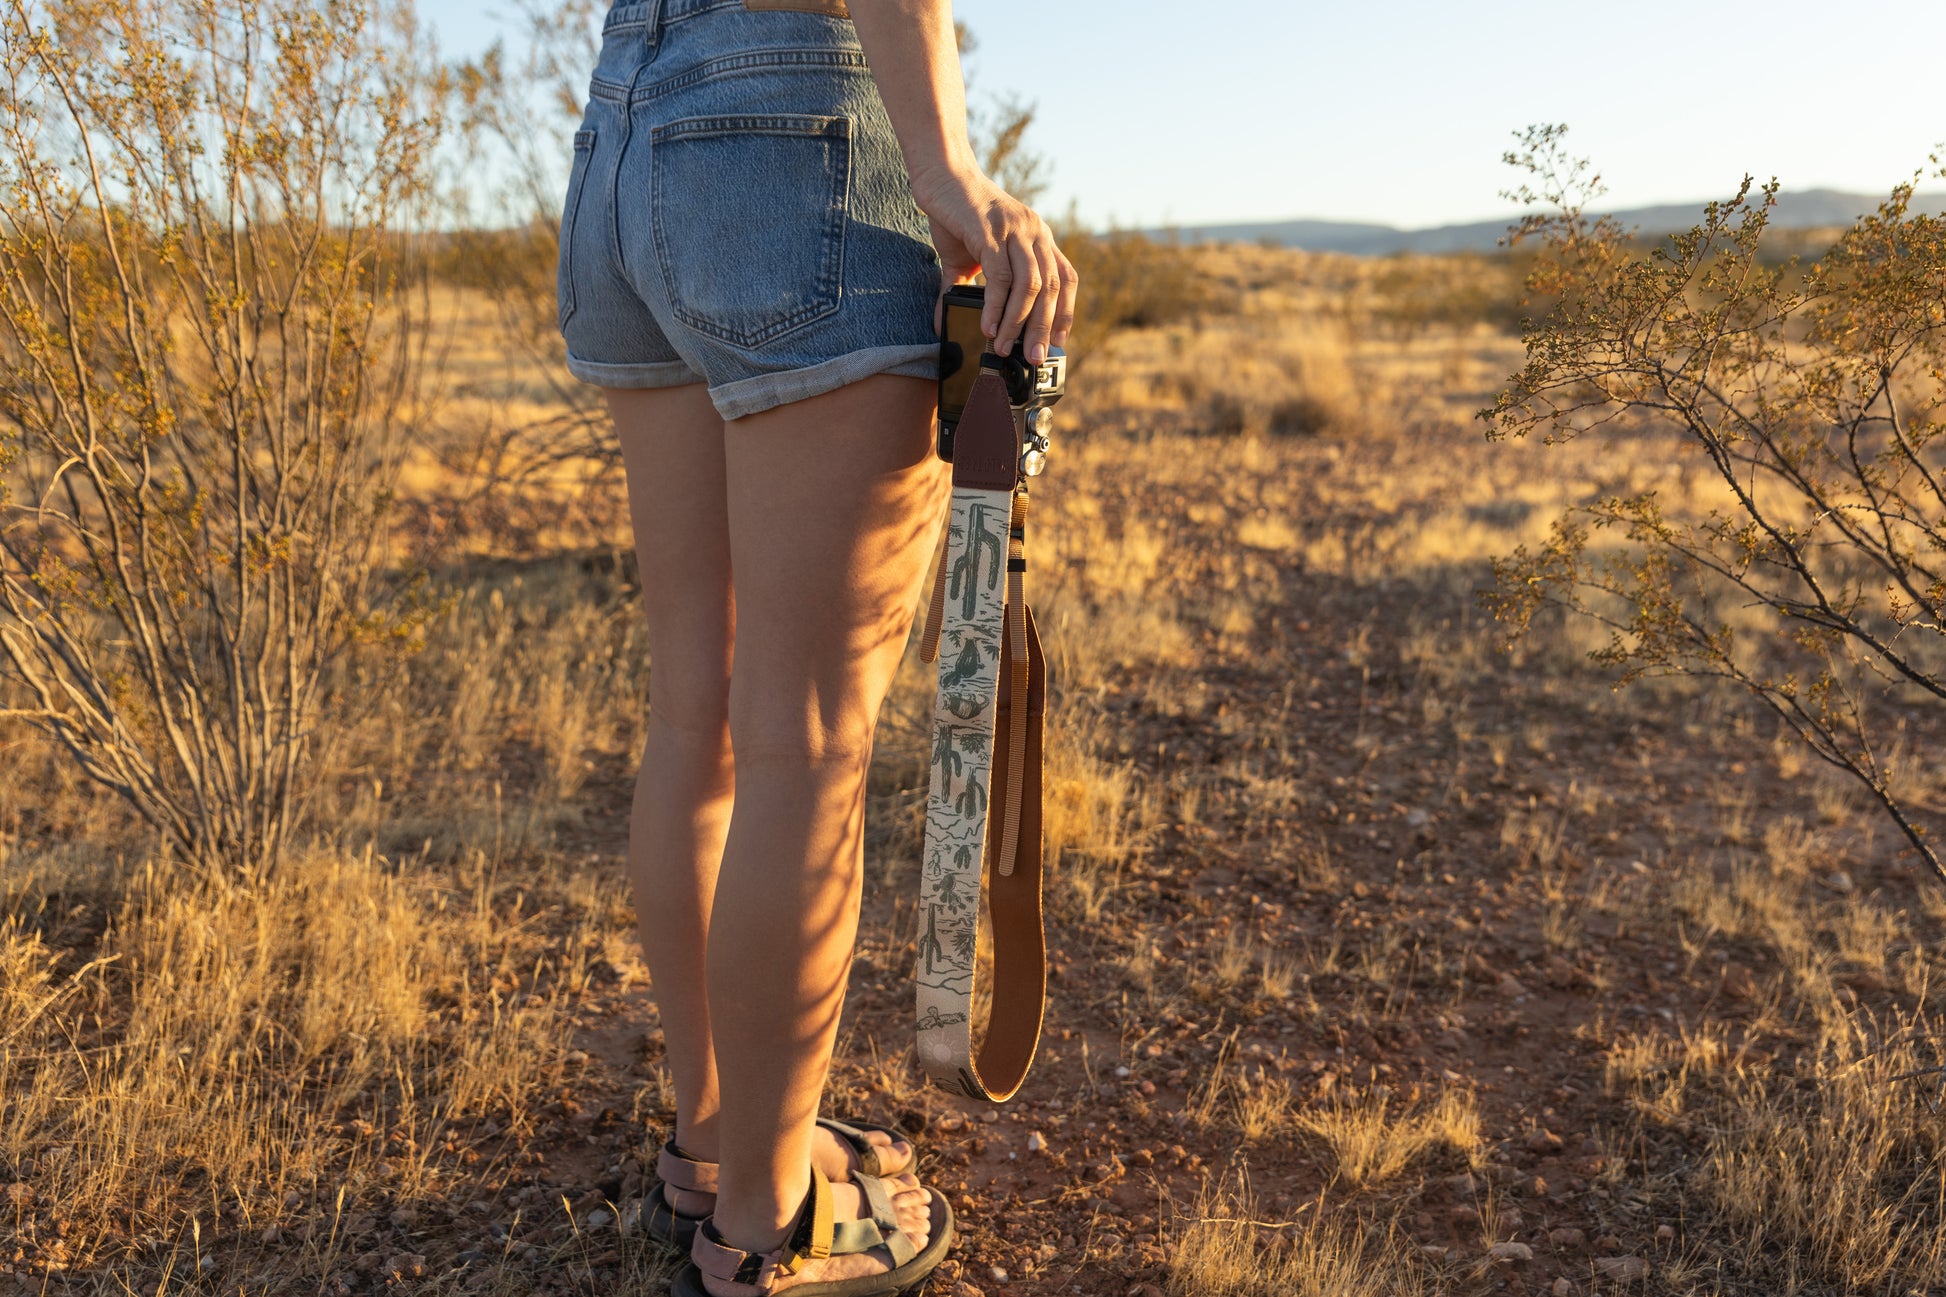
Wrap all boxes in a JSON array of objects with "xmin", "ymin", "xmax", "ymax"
[{"xmin": 914, "ymin": 367, "xmax": 1047, "ymax": 1103}]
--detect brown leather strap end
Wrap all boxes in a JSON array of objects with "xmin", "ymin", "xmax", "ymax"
[{"xmin": 972, "ymin": 601, "xmax": 1047, "ymax": 1101}]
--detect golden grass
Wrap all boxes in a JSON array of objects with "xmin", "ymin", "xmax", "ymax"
[
  {"xmin": 1163, "ymin": 1174, "xmax": 1430, "ymax": 1297},
  {"xmin": 0, "ymin": 850, "xmax": 570, "ymax": 1271},
  {"xmin": 1296, "ymin": 1088, "xmax": 1481, "ymax": 1188}
]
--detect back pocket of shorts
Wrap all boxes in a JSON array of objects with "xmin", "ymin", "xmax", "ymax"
[
  {"xmin": 558, "ymin": 128, "xmax": 598, "ymax": 332},
  {"xmin": 651, "ymin": 114, "xmax": 850, "ymax": 349}
]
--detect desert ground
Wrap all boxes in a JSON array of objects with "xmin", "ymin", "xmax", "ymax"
[{"xmin": 4, "ymin": 241, "xmax": 1944, "ymax": 1297}]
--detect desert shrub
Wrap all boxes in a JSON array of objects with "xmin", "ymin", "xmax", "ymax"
[
  {"xmin": 1483, "ymin": 123, "xmax": 1946, "ymax": 882},
  {"xmin": 0, "ymin": 0, "xmax": 444, "ymax": 874},
  {"xmin": 1057, "ymin": 228, "xmax": 1227, "ymax": 369}
]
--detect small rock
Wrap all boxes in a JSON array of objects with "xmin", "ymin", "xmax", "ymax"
[
  {"xmin": 1027, "ymin": 1132, "xmax": 1048, "ymax": 1153},
  {"xmin": 564, "ymin": 1049, "xmax": 591, "ymax": 1067},
  {"xmin": 1824, "ymin": 870, "xmax": 1854, "ymax": 893},
  {"xmin": 1594, "ymin": 1233, "xmax": 1622, "ymax": 1253},
  {"xmin": 954, "ymin": 1285, "xmax": 986, "ymax": 1297},
  {"xmin": 1114, "ymin": 1066, "xmax": 1131, "ymax": 1078},
  {"xmin": 1496, "ymin": 973, "xmax": 1528, "ymax": 998},
  {"xmin": 1721, "ymin": 962, "xmax": 1757, "ymax": 1000},
  {"xmin": 1551, "ymin": 1281, "xmax": 1576, "ymax": 1297},
  {"xmin": 988, "ymin": 1265, "xmax": 1008, "ymax": 1283},
  {"xmin": 1406, "ymin": 808, "xmax": 1431, "ymax": 828},
  {"xmin": 582, "ymin": 1208, "xmax": 615, "ymax": 1230},
  {"xmin": 455, "ymin": 1249, "xmax": 487, "ymax": 1265},
  {"xmin": 1543, "ymin": 955, "xmax": 1577, "ymax": 988},
  {"xmin": 1655, "ymin": 1223, "xmax": 1674, "ymax": 1241},
  {"xmin": 1446, "ymin": 1171, "xmax": 1476, "ymax": 1195},
  {"xmin": 198, "ymin": 1255, "xmax": 217, "ymax": 1274},
  {"xmin": 1489, "ymin": 1241, "xmax": 1533, "ymax": 1263},
  {"xmin": 260, "ymin": 1225, "xmax": 283, "ymax": 1246},
  {"xmin": 1, "ymin": 1182, "xmax": 31, "ymax": 1210},
  {"xmin": 1525, "ymin": 1129, "xmax": 1565, "ymax": 1154},
  {"xmin": 1548, "ymin": 1227, "xmax": 1586, "ymax": 1249},
  {"xmin": 385, "ymin": 1255, "xmax": 428, "ymax": 1280},
  {"xmin": 282, "ymin": 1189, "xmax": 304, "ymax": 1209},
  {"xmin": 1596, "ymin": 1255, "xmax": 1649, "ymax": 1280},
  {"xmin": 1419, "ymin": 1244, "xmax": 1449, "ymax": 1260},
  {"xmin": 979, "ymin": 1111, "xmax": 999, "ymax": 1125}
]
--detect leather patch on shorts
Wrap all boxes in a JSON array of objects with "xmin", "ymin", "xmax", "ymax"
[{"xmin": 742, "ymin": 0, "xmax": 850, "ymax": 15}]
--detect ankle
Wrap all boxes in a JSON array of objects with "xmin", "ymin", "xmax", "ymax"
[
  {"xmin": 710, "ymin": 1174, "xmax": 811, "ymax": 1252},
  {"xmin": 675, "ymin": 1114, "xmax": 721, "ymax": 1165}
]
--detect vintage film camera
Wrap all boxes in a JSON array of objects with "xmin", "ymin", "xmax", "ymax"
[{"xmin": 937, "ymin": 283, "xmax": 1066, "ymax": 476}]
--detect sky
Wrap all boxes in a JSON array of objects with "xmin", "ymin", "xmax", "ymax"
[{"xmin": 420, "ymin": 0, "xmax": 1946, "ymax": 232}]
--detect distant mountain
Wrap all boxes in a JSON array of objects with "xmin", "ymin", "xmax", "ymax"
[{"xmin": 1152, "ymin": 189, "xmax": 1946, "ymax": 255}]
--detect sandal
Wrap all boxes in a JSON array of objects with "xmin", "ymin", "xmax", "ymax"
[
  {"xmin": 673, "ymin": 1162, "xmax": 953, "ymax": 1297},
  {"xmin": 643, "ymin": 1118, "xmax": 920, "ymax": 1254}
]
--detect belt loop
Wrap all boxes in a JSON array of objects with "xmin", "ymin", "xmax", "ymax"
[{"xmin": 642, "ymin": 0, "xmax": 663, "ymax": 59}]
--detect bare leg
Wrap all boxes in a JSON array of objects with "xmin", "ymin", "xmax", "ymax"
[
  {"xmin": 610, "ymin": 383, "xmax": 737, "ymax": 1165},
  {"xmin": 607, "ymin": 377, "xmax": 939, "ymax": 1266},
  {"xmin": 706, "ymin": 373, "xmax": 949, "ymax": 1282}
]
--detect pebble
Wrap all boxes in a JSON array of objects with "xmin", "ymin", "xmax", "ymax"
[
  {"xmin": 1594, "ymin": 1233, "xmax": 1621, "ymax": 1252},
  {"xmin": 385, "ymin": 1255, "xmax": 427, "ymax": 1279},
  {"xmin": 1548, "ymin": 1227, "xmax": 1586, "ymax": 1249},
  {"xmin": 1655, "ymin": 1223, "xmax": 1674, "ymax": 1241},
  {"xmin": 1525, "ymin": 1129, "xmax": 1565, "ymax": 1153},
  {"xmin": 1595, "ymin": 1256, "xmax": 1649, "ymax": 1280},
  {"xmin": 1026, "ymin": 1132, "xmax": 1048, "ymax": 1153},
  {"xmin": 582, "ymin": 1208, "xmax": 615, "ymax": 1230},
  {"xmin": 1552, "ymin": 1281, "xmax": 1576, "ymax": 1296},
  {"xmin": 1495, "ymin": 973, "xmax": 1528, "ymax": 998},
  {"xmin": 988, "ymin": 1265, "xmax": 1008, "ymax": 1283},
  {"xmin": 1114, "ymin": 1066, "xmax": 1131, "ymax": 1078},
  {"xmin": 1488, "ymin": 1241, "xmax": 1533, "ymax": 1263}
]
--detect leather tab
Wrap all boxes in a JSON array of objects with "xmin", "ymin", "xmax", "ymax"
[{"xmin": 951, "ymin": 369, "xmax": 1019, "ymax": 492}]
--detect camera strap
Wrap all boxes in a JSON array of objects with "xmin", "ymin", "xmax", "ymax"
[{"xmin": 912, "ymin": 365, "xmax": 1047, "ymax": 1103}]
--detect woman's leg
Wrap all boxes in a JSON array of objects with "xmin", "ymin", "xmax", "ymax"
[
  {"xmin": 610, "ymin": 382, "xmax": 738, "ymax": 1165},
  {"xmin": 707, "ymin": 372, "xmax": 950, "ymax": 1259}
]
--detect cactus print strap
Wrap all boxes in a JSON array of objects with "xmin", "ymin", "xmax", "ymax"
[{"xmin": 913, "ymin": 367, "xmax": 1048, "ymax": 1103}]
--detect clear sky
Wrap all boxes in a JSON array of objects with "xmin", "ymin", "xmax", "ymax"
[{"xmin": 422, "ymin": 0, "xmax": 1946, "ymax": 231}]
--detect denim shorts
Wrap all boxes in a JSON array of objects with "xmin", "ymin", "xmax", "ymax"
[{"xmin": 556, "ymin": 0, "xmax": 943, "ymax": 420}]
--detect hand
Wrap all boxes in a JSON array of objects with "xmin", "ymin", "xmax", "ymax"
[{"xmin": 910, "ymin": 164, "xmax": 1077, "ymax": 365}]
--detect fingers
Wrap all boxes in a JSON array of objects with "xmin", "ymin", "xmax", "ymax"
[
  {"xmin": 947, "ymin": 189, "xmax": 1079, "ymax": 363},
  {"xmin": 1019, "ymin": 235, "xmax": 1062, "ymax": 365},
  {"xmin": 1051, "ymin": 246, "xmax": 1078, "ymax": 351}
]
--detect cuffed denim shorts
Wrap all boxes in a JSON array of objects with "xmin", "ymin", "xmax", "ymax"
[{"xmin": 556, "ymin": 0, "xmax": 943, "ymax": 420}]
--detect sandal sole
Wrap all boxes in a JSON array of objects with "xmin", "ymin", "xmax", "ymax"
[{"xmin": 672, "ymin": 1190, "xmax": 954, "ymax": 1297}]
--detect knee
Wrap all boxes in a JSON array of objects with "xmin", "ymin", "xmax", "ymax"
[
  {"xmin": 726, "ymin": 704, "xmax": 877, "ymax": 774},
  {"xmin": 646, "ymin": 677, "xmax": 733, "ymax": 756}
]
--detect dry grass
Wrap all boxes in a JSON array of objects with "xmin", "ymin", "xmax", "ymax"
[
  {"xmin": 0, "ymin": 849, "xmax": 571, "ymax": 1274},
  {"xmin": 1295, "ymin": 1088, "xmax": 1482, "ymax": 1188}
]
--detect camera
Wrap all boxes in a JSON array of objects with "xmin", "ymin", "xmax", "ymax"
[{"xmin": 937, "ymin": 283, "xmax": 1065, "ymax": 476}]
